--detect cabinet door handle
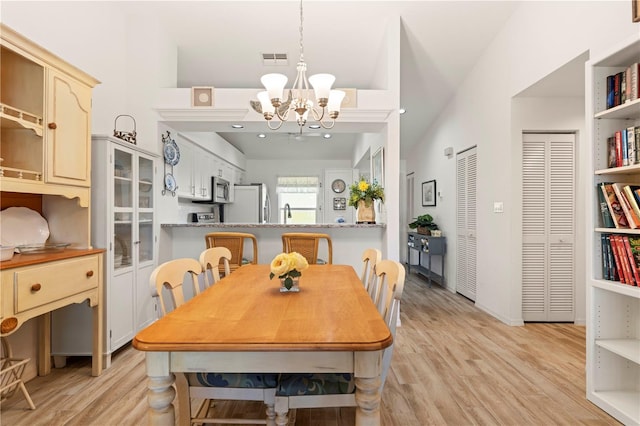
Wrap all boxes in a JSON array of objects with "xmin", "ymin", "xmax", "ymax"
[
  {"xmin": 48, "ymin": 122, "xmax": 57, "ymax": 129},
  {"xmin": 31, "ymin": 283, "xmax": 42, "ymax": 292},
  {"xmin": 86, "ymin": 270, "xmax": 94, "ymax": 278}
]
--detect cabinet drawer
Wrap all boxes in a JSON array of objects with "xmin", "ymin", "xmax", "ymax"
[{"xmin": 14, "ymin": 256, "xmax": 99, "ymax": 313}]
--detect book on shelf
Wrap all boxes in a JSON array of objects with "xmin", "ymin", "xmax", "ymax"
[
  {"xmin": 636, "ymin": 127, "xmax": 640, "ymax": 160},
  {"xmin": 606, "ymin": 74, "xmax": 615, "ymax": 109},
  {"xmin": 614, "ymin": 71, "xmax": 623, "ymax": 107},
  {"xmin": 601, "ymin": 234, "xmax": 611, "ymax": 280},
  {"xmin": 615, "ymin": 130, "xmax": 623, "ymax": 167},
  {"xmin": 601, "ymin": 183, "xmax": 629, "ymax": 228},
  {"xmin": 609, "ymin": 235, "xmax": 626, "ymax": 284},
  {"xmin": 627, "ymin": 235, "xmax": 640, "ymax": 286},
  {"xmin": 615, "ymin": 235, "xmax": 634, "ymax": 284},
  {"xmin": 622, "ymin": 129, "xmax": 629, "ymax": 166},
  {"xmin": 607, "ymin": 136, "xmax": 617, "ymax": 168},
  {"xmin": 605, "ymin": 235, "xmax": 617, "ymax": 281},
  {"xmin": 628, "ymin": 126, "xmax": 637, "ymax": 164},
  {"xmin": 612, "ymin": 183, "xmax": 640, "ymax": 228},
  {"xmin": 623, "ymin": 185, "xmax": 640, "ymax": 221},
  {"xmin": 598, "ymin": 184, "xmax": 616, "ymax": 227},
  {"xmin": 629, "ymin": 63, "xmax": 639, "ymax": 102},
  {"xmin": 622, "ymin": 236, "xmax": 640, "ymax": 285},
  {"xmin": 621, "ymin": 69, "xmax": 627, "ymax": 104}
]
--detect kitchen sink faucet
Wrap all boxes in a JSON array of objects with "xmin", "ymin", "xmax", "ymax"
[{"xmin": 284, "ymin": 203, "xmax": 292, "ymax": 224}]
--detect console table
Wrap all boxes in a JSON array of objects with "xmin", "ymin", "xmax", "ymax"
[{"xmin": 407, "ymin": 232, "xmax": 446, "ymax": 287}]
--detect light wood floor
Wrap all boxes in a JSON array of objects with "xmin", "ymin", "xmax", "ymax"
[{"xmin": 1, "ymin": 272, "xmax": 619, "ymax": 425}]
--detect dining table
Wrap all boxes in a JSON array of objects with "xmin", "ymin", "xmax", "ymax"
[{"xmin": 133, "ymin": 263, "xmax": 393, "ymax": 426}]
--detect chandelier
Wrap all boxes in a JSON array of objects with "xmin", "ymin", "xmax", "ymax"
[{"xmin": 251, "ymin": 0, "xmax": 345, "ymax": 131}]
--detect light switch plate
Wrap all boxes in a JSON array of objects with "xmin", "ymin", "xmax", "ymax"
[{"xmin": 493, "ymin": 202, "xmax": 504, "ymax": 213}]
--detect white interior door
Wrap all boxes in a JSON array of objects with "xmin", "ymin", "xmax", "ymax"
[
  {"xmin": 522, "ymin": 133, "xmax": 575, "ymax": 322},
  {"xmin": 456, "ymin": 146, "xmax": 477, "ymax": 301}
]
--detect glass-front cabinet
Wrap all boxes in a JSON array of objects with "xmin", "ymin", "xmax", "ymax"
[{"xmin": 51, "ymin": 135, "xmax": 159, "ymax": 368}]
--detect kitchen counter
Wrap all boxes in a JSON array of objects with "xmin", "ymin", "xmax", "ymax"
[{"xmin": 159, "ymin": 223, "xmax": 385, "ymax": 274}]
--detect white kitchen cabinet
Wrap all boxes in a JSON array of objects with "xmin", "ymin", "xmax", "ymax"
[
  {"xmin": 586, "ymin": 34, "xmax": 640, "ymax": 425},
  {"xmin": 174, "ymin": 140, "xmax": 214, "ymax": 200},
  {"xmin": 51, "ymin": 136, "xmax": 159, "ymax": 368}
]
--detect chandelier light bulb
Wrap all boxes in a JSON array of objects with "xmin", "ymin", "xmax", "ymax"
[
  {"xmin": 309, "ymin": 73, "xmax": 335, "ymax": 106},
  {"xmin": 257, "ymin": 91, "xmax": 275, "ymax": 116},
  {"xmin": 328, "ymin": 90, "xmax": 346, "ymax": 114},
  {"xmin": 261, "ymin": 73, "xmax": 288, "ymax": 105}
]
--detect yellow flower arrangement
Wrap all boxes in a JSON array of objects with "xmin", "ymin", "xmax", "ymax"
[
  {"xmin": 348, "ymin": 178, "xmax": 385, "ymax": 208},
  {"xmin": 269, "ymin": 251, "xmax": 309, "ymax": 290}
]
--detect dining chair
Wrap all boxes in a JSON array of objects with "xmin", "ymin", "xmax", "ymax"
[
  {"xmin": 150, "ymin": 258, "xmax": 277, "ymax": 425},
  {"xmin": 273, "ymin": 260, "xmax": 405, "ymax": 424},
  {"xmin": 199, "ymin": 247, "xmax": 232, "ymax": 290},
  {"xmin": 204, "ymin": 232, "xmax": 258, "ymax": 274},
  {"xmin": 281, "ymin": 232, "xmax": 333, "ymax": 265},
  {"xmin": 361, "ymin": 248, "xmax": 382, "ymax": 295}
]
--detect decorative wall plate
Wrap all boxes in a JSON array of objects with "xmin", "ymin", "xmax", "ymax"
[
  {"xmin": 331, "ymin": 179, "xmax": 346, "ymax": 193},
  {"xmin": 164, "ymin": 173, "xmax": 177, "ymax": 192},
  {"xmin": 163, "ymin": 139, "xmax": 180, "ymax": 166}
]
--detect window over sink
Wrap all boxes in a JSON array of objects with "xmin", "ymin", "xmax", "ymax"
[{"xmin": 276, "ymin": 176, "xmax": 320, "ymax": 224}]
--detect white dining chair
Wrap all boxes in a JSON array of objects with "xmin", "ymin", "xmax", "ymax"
[
  {"xmin": 149, "ymin": 258, "xmax": 277, "ymax": 425},
  {"xmin": 360, "ymin": 248, "xmax": 382, "ymax": 295},
  {"xmin": 199, "ymin": 246, "xmax": 232, "ymax": 290},
  {"xmin": 273, "ymin": 259, "xmax": 405, "ymax": 424}
]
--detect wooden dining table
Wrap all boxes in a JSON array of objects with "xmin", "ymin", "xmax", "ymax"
[{"xmin": 133, "ymin": 263, "xmax": 393, "ymax": 426}]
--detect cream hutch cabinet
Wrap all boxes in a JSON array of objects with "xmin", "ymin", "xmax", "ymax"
[
  {"xmin": 0, "ymin": 24, "xmax": 103, "ymax": 376},
  {"xmin": 51, "ymin": 136, "xmax": 159, "ymax": 368}
]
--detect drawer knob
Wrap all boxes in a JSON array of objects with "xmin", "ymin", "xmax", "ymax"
[
  {"xmin": 48, "ymin": 122, "xmax": 57, "ymax": 129},
  {"xmin": 1, "ymin": 317, "xmax": 18, "ymax": 334},
  {"xmin": 86, "ymin": 270, "xmax": 94, "ymax": 278},
  {"xmin": 31, "ymin": 283, "xmax": 42, "ymax": 292}
]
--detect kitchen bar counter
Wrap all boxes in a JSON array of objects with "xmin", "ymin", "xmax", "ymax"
[{"xmin": 159, "ymin": 223, "xmax": 384, "ymax": 276}]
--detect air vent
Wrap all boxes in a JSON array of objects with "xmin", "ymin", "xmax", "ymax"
[{"xmin": 262, "ymin": 53, "xmax": 288, "ymax": 66}]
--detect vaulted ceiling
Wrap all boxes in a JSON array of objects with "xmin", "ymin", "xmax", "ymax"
[{"xmin": 124, "ymin": 1, "xmax": 522, "ymax": 160}]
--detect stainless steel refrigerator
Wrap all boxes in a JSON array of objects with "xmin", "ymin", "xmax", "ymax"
[{"xmin": 224, "ymin": 183, "xmax": 271, "ymax": 223}]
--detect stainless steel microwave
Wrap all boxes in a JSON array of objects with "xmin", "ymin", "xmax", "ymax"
[{"xmin": 193, "ymin": 176, "xmax": 231, "ymax": 204}]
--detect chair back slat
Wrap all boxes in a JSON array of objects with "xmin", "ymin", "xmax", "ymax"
[
  {"xmin": 150, "ymin": 258, "xmax": 202, "ymax": 316},
  {"xmin": 360, "ymin": 248, "xmax": 382, "ymax": 293},
  {"xmin": 281, "ymin": 233, "xmax": 332, "ymax": 265},
  {"xmin": 199, "ymin": 247, "xmax": 232, "ymax": 289}
]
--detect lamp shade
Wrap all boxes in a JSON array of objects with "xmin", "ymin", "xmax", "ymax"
[
  {"xmin": 327, "ymin": 90, "xmax": 346, "ymax": 112},
  {"xmin": 257, "ymin": 91, "xmax": 275, "ymax": 114},
  {"xmin": 309, "ymin": 73, "xmax": 335, "ymax": 100},
  {"xmin": 261, "ymin": 73, "xmax": 288, "ymax": 101}
]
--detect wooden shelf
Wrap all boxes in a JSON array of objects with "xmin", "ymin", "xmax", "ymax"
[
  {"xmin": 0, "ymin": 102, "xmax": 43, "ymax": 136},
  {"xmin": 595, "ymin": 339, "xmax": 640, "ymax": 364},
  {"xmin": 591, "ymin": 278, "xmax": 640, "ymax": 298},
  {"xmin": 594, "ymin": 98, "xmax": 640, "ymax": 120},
  {"xmin": 595, "ymin": 227, "xmax": 640, "ymax": 235},
  {"xmin": 590, "ymin": 391, "xmax": 640, "ymax": 426}
]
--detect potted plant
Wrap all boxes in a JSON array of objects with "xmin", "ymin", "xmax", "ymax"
[
  {"xmin": 408, "ymin": 214, "xmax": 438, "ymax": 235},
  {"xmin": 348, "ymin": 178, "xmax": 385, "ymax": 223}
]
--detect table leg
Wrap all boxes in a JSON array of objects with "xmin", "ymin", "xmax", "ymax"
[
  {"xmin": 147, "ymin": 373, "xmax": 176, "ymax": 425},
  {"xmin": 354, "ymin": 376, "xmax": 382, "ymax": 426},
  {"xmin": 38, "ymin": 313, "xmax": 51, "ymax": 376},
  {"xmin": 145, "ymin": 352, "xmax": 175, "ymax": 425}
]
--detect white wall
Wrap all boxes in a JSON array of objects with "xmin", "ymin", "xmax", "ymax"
[{"xmin": 406, "ymin": 1, "xmax": 638, "ymax": 325}]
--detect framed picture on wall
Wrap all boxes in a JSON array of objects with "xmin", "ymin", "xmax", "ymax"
[
  {"xmin": 372, "ymin": 147, "xmax": 384, "ymax": 186},
  {"xmin": 422, "ymin": 180, "xmax": 436, "ymax": 206},
  {"xmin": 191, "ymin": 86, "xmax": 215, "ymax": 108},
  {"xmin": 634, "ymin": 0, "xmax": 640, "ymax": 22}
]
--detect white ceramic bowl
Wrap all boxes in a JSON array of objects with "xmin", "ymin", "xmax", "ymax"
[{"xmin": 1, "ymin": 245, "xmax": 15, "ymax": 261}]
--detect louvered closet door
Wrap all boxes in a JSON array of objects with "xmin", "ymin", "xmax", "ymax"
[
  {"xmin": 456, "ymin": 147, "xmax": 477, "ymax": 301},
  {"xmin": 522, "ymin": 133, "xmax": 575, "ymax": 322}
]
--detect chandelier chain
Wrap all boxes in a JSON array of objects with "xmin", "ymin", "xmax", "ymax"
[{"xmin": 298, "ymin": 0, "xmax": 304, "ymax": 63}]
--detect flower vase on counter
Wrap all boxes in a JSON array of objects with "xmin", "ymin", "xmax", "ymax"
[{"xmin": 356, "ymin": 200, "xmax": 376, "ymax": 224}]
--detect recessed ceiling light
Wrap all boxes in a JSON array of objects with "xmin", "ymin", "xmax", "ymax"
[
  {"xmin": 399, "ymin": 108, "xmax": 406, "ymax": 115},
  {"xmin": 231, "ymin": 124, "xmax": 244, "ymax": 129},
  {"xmin": 257, "ymin": 133, "xmax": 266, "ymax": 138},
  {"xmin": 323, "ymin": 133, "xmax": 332, "ymax": 139},
  {"xmin": 309, "ymin": 124, "xmax": 321, "ymax": 129}
]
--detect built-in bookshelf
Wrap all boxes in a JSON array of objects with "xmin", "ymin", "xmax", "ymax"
[{"xmin": 587, "ymin": 34, "xmax": 640, "ymax": 425}]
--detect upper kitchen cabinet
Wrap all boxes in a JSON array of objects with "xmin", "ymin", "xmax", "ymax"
[{"xmin": 0, "ymin": 24, "xmax": 99, "ymax": 201}]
